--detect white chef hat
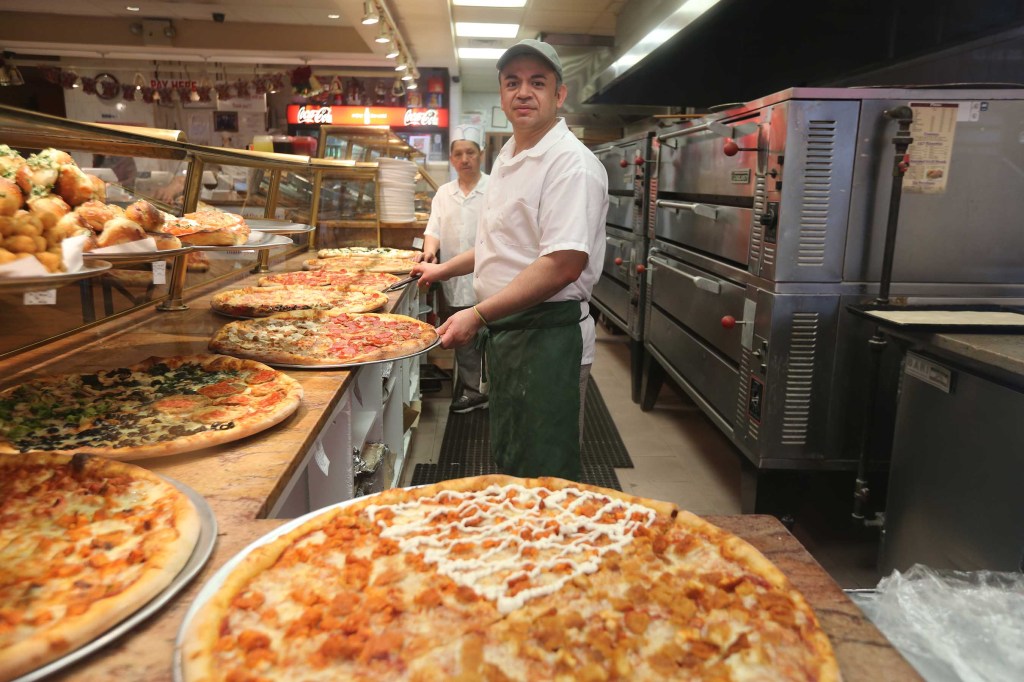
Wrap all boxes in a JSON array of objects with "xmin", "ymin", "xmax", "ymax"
[{"xmin": 451, "ymin": 124, "xmax": 484, "ymax": 151}]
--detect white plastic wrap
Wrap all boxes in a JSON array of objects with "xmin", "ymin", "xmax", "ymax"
[{"xmin": 851, "ymin": 564, "xmax": 1024, "ymax": 682}]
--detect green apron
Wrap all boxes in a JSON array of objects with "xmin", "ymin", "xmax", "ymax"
[{"xmin": 480, "ymin": 300, "xmax": 584, "ymax": 480}]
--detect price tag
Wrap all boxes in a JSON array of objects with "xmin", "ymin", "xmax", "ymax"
[
  {"xmin": 313, "ymin": 440, "xmax": 330, "ymax": 476},
  {"xmin": 152, "ymin": 261, "xmax": 167, "ymax": 285},
  {"xmin": 412, "ymin": 237, "xmax": 424, "ymax": 249},
  {"xmin": 23, "ymin": 290, "xmax": 57, "ymax": 305}
]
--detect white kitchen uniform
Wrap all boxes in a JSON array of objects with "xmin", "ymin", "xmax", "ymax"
[
  {"xmin": 474, "ymin": 119, "xmax": 609, "ymax": 364},
  {"xmin": 424, "ymin": 173, "xmax": 489, "ymax": 307}
]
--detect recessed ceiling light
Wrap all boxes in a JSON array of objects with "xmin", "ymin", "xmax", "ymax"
[
  {"xmin": 126, "ymin": 5, "xmax": 140, "ymax": 10},
  {"xmin": 457, "ymin": 47, "xmax": 507, "ymax": 60},
  {"xmin": 455, "ymin": 22, "xmax": 519, "ymax": 38},
  {"xmin": 327, "ymin": 14, "xmax": 340, "ymax": 19},
  {"xmin": 453, "ymin": 0, "xmax": 527, "ymax": 7}
]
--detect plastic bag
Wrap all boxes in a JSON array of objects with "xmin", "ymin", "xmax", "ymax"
[{"xmin": 850, "ymin": 564, "xmax": 1024, "ymax": 682}]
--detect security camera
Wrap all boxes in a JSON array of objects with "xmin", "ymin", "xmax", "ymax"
[
  {"xmin": 212, "ymin": 12, "xmax": 225, "ymax": 23},
  {"xmin": 452, "ymin": 75, "xmax": 461, "ymax": 84}
]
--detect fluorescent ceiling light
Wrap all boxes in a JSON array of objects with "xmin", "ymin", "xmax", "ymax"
[
  {"xmin": 455, "ymin": 22, "xmax": 519, "ymax": 38},
  {"xmin": 454, "ymin": 1, "xmax": 527, "ymax": 7},
  {"xmin": 458, "ymin": 47, "xmax": 506, "ymax": 60}
]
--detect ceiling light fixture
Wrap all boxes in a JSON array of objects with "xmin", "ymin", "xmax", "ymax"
[
  {"xmin": 385, "ymin": 39, "xmax": 400, "ymax": 59},
  {"xmin": 361, "ymin": 0, "xmax": 379, "ymax": 25},
  {"xmin": 455, "ymin": 22, "xmax": 519, "ymax": 38},
  {"xmin": 327, "ymin": 14, "xmax": 340, "ymax": 19},
  {"xmin": 126, "ymin": 5, "xmax": 140, "ymax": 11},
  {"xmin": 406, "ymin": 79, "xmax": 418, "ymax": 90},
  {"xmin": 457, "ymin": 47, "xmax": 506, "ymax": 60},
  {"xmin": 394, "ymin": 56, "xmax": 408, "ymax": 72},
  {"xmin": 401, "ymin": 69, "xmax": 414, "ymax": 82},
  {"xmin": 374, "ymin": 23, "xmax": 391, "ymax": 43},
  {"xmin": 453, "ymin": 0, "xmax": 527, "ymax": 7}
]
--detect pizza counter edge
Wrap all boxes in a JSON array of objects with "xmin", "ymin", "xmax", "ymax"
[{"xmin": 0, "ymin": 255, "xmax": 920, "ymax": 682}]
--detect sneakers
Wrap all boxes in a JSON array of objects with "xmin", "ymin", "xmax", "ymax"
[{"xmin": 450, "ymin": 394, "xmax": 489, "ymax": 414}]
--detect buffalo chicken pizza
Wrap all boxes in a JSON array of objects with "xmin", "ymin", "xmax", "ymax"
[
  {"xmin": 210, "ymin": 310, "xmax": 438, "ymax": 366},
  {"xmin": 256, "ymin": 269, "xmax": 400, "ymax": 291},
  {"xmin": 303, "ymin": 256, "xmax": 415, "ymax": 274},
  {"xmin": 0, "ymin": 452, "xmax": 201, "ymax": 681},
  {"xmin": 210, "ymin": 286, "xmax": 389, "ymax": 318},
  {"xmin": 0, "ymin": 354, "xmax": 301, "ymax": 461},
  {"xmin": 181, "ymin": 476, "xmax": 839, "ymax": 681},
  {"xmin": 164, "ymin": 209, "xmax": 250, "ymax": 246}
]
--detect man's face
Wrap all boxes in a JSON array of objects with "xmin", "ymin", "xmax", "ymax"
[
  {"xmin": 499, "ymin": 54, "xmax": 567, "ymax": 137},
  {"xmin": 450, "ymin": 140, "xmax": 481, "ymax": 178}
]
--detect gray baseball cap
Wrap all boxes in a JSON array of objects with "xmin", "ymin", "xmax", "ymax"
[{"xmin": 496, "ymin": 39, "xmax": 563, "ymax": 81}]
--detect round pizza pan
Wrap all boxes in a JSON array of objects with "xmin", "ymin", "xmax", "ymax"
[
  {"xmin": 83, "ymin": 246, "xmax": 194, "ymax": 264},
  {"xmin": 259, "ymin": 335, "xmax": 441, "ymax": 369},
  {"xmin": 0, "ymin": 261, "xmax": 113, "ymax": 294},
  {"xmin": 190, "ymin": 234, "xmax": 294, "ymax": 251},
  {"xmin": 246, "ymin": 218, "xmax": 316, "ymax": 235},
  {"xmin": 16, "ymin": 476, "xmax": 217, "ymax": 682},
  {"xmin": 173, "ymin": 493, "xmax": 369, "ymax": 682}
]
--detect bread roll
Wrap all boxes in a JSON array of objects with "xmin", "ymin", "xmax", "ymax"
[
  {"xmin": 125, "ymin": 200, "xmax": 164, "ymax": 230},
  {"xmin": 96, "ymin": 217, "xmax": 147, "ymax": 248},
  {"xmin": 0, "ymin": 145, "xmax": 26, "ymax": 182},
  {"xmin": 34, "ymin": 250, "xmax": 62, "ymax": 273},
  {"xmin": 27, "ymin": 193, "xmax": 71, "ymax": 229},
  {"xmin": 75, "ymin": 200, "xmax": 119, "ymax": 232},
  {"xmin": 15, "ymin": 148, "xmax": 73, "ymax": 196},
  {"xmin": 56, "ymin": 164, "xmax": 104, "ymax": 206},
  {"xmin": 146, "ymin": 231, "xmax": 181, "ymax": 250},
  {"xmin": 0, "ymin": 177, "xmax": 22, "ymax": 217}
]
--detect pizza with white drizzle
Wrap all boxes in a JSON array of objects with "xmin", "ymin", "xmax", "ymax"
[
  {"xmin": 181, "ymin": 475, "xmax": 839, "ymax": 681},
  {"xmin": 210, "ymin": 286, "xmax": 389, "ymax": 318}
]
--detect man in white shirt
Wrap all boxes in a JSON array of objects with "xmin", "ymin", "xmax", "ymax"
[
  {"xmin": 417, "ymin": 125, "xmax": 489, "ymax": 413},
  {"xmin": 413, "ymin": 39, "xmax": 608, "ymax": 480}
]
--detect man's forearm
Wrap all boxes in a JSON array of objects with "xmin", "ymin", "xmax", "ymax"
[
  {"xmin": 422, "ymin": 235, "xmax": 440, "ymax": 260},
  {"xmin": 475, "ymin": 250, "xmax": 587, "ymax": 323},
  {"xmin": 438, "ymin": 248, "xmax": 476, "ymax": 279}
]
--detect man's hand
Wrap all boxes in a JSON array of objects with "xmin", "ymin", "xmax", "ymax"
[
  {"xmin": 412, "ymin": 251, "xmax": 437, "ymax": 264},
  {"xmin": 437, "ymin": 308, "xmax": 483, "ymax": 349},
  {"xmin": 411, "ymin": 261, "xmax": 447, "ymax": 287}
]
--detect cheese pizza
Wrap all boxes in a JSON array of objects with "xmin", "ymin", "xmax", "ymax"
[
  {"xmin": 317, "ymin": 247, "xmax": 419, "ymax": 260},
  {"xmin": 209, "ymin": 310, "xmax": 438, "ymax": 367},
  {"xmin": 210, "ymin": 286, "xmax": 389, "ymax": 318},
  {"xmin": 0, "ymin": 354, "xmax": 301, "ymax": 461},
  {"xmin": 303, "ymin": 257, "xmax": 415, "ymax": 274},
  {"xmin": 256, "ymin": 269, "xmax": 400, "ymax": 291},
  {"xmin": 181, "ymin": 476, "xmax": 839, "ymax": 681},
  {"xmin": 0, "ymin": 452, "xmax": 200, "ymax": 681}
]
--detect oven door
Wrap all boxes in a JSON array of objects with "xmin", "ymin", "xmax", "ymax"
[
  {"xmin": 592, "ymin": 229, "xmax": 635, "ymax": 332},
  {"xmin": 654, "ymin": 199, "xmax": 752, "ymax": 267}
]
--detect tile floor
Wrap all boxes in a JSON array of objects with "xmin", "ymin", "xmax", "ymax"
[{"xmin": 403, "ymin": 325, "xmax": 883, "ymax": 589}]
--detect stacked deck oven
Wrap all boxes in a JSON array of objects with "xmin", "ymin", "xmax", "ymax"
[
  {"xmin": 591, "ymin": 131, "xmax": 655, "ymax": 402},
  {"xmin": 643, "ymin": 87, "xmax": 1024, "ymax": 509}
]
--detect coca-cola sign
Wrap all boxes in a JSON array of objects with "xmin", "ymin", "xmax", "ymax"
[
  {"xmin": 295, "ymin": 105, "xmax": 333, "ymax": 124},
  {"xmin": 403, "ymin": 109, "xmax": 439, "ymax": 127}
]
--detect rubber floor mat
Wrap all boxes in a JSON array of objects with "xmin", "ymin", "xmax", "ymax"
[{"xmin": 414, "ymin": 380, "xmax": 631, "ymax": 491}]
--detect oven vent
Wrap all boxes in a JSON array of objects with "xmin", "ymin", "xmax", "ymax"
[
  {"xmin": 750, "ymin": 176, "xmax": 766, "ymax": 270},
  {"xmin": 797, "ymin": 120, "xmax": 837, "ymax": 267},
  {"xmin": 781, "ymin": 312, "xmax": 819, "ymax": 445},
  {"xmin": 736, "ymin": 349, "xmax": 759, "ymax": 441}
]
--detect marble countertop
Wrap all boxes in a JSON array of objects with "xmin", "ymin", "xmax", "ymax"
[{"xmin": 1, "ymin": 257, "xmax": 920, "ymax": 682}]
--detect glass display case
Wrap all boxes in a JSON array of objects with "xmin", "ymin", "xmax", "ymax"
[{"xmin": 0, "ymin": 104, "xmax": 314, "ymax": 359}]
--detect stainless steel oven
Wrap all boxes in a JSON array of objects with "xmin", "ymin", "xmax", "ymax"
[
  {"xmin": 643, "ymin": 87, "xmax": 1024, "ymax": 509},
  {"xmin": 591, "ymin": 131, "xmax": 654, "ymax": 402}
]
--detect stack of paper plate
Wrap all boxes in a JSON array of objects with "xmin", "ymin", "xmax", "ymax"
[{"xmin": 378, "ymin": 158, "xmax": 417, "ymax": 223}]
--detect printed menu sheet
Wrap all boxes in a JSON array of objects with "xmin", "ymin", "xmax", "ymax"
[{"xmin": 903, "ymin": 102, "xmax": 961, "ymax": 195}]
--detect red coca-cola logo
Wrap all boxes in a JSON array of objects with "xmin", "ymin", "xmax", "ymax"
[
  {"xmin": 403, "ymin": 109, "xmax": 439, "ymax": 127},
  {"xmin": 296, "ymin": 105, "xmax": 333, "ymax": 124}
]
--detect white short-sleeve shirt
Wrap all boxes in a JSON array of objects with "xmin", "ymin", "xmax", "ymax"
[
  {"xmin": 474, "ymin": 119, "xmax": 609, "ymax": 364},
  {"xmin": 424, "ymin": 173, "xmax": 489, "ymax": 307}
]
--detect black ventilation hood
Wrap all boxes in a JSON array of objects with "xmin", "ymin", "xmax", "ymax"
[{"xmin": 588, "ymin": 0, "xmax": 1024, "ymax": 109}]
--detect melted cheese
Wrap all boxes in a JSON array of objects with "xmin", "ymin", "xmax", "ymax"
[{"xmin": 366, "ymin": 484, "xmax": 656, "ymax": 614}]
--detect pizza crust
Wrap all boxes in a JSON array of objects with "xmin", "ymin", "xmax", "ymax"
[
  {"xmin": 0, "ymin": 453, "xmax": 201, "ymax": 681},
  {"xmin": 210, "ymin": 286, "xmax": 388, "ymax": 318}
]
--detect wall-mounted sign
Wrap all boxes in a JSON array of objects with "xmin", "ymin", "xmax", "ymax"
[{"xmin": 287, "ymin": 104, "xmax": 448, "ymax": 128}]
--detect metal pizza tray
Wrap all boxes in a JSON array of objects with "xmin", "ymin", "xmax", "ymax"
[
  {"xmin": 262, "ymin": 335, "xmax": 441, "ymax": 370},
  {"xmin": 246, "ymin": 218, "xmax": 316, "ymax": 235},
  {"xmin": 14, "ymin": 476, "xmax": 217, "ymax": 682},
  {"xmin": 0, "ymin": 261, "xmax": 113, "ymax": 294},
  {"xmin": 190, "ymin": 234, "xmax": 293, "ymax": 251},
  {"xmin": 83, "ymin": 246, "xmax": 194, "ymax": 264}
]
